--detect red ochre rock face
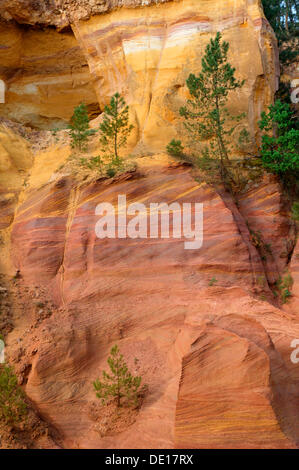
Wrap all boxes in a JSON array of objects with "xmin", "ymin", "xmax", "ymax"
[
  {"xmin": 238, "ymin": 174, "xmax": 296, "ymax": 287},
  {"xmin": 9, "ymin": 163, "xmax": 299, "ymax": 448}
]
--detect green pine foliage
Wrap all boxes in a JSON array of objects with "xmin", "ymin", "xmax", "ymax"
[
  {"xmin": 68, "ymin": 103, "xmax": 96, "ymax": 152},
  {"xmin": 99, "ymin": 93, "xmax": 134, "ymax": 165},
  {"xmin": 275, "ymin": 273, "xmax": 294, "ymax": 303},
  {"xmin": 93, "ymin": 345, "xmax": 145, "ymax": 408},
  {"xmin": 258, "ymin": 100, "xmax": 299, "ymax": 176},
  {"xmin": 166, "ymin": 139, "xmax": 185, "ymax": 158},
  {"xmin": 0, "ymin": 364, "xmax": 27, "ymax": 425},
  {"xmin": 176, "ymin": 32, "xmax": 246, "ymax": 188}
]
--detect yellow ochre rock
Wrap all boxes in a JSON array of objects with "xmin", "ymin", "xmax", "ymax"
[
  {"xmin": 72, "ymin": 0, "xmax": 279, "ymax": 153},
  {"xmin": 0, "ymin": 0, "xmax": 279, "ymax": 153}
]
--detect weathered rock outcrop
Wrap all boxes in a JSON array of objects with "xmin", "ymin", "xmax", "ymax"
[
  {"xmin": 0, "ymin": 21, "xmax": 99, "ymax": 128},
  {"xmin": 239, "ymin": 175, "xmax": 296, "ymax": 287},
  {"xmin": 0, "ymin": 1, "xmax": 173, "ymax": 27},
  {"xmin": 0, "ymin": 125, "xmax": 32, "ymax": 230},
  {"xmin": 175, "ymin": 293, "xmax": 299, "ymax": 448}
]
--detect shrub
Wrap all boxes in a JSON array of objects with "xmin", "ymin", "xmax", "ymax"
[
  {"xmin": 166, "ymin": 139, "xmax": 185, "ymax": 158},
  {"xmin": 106, "ymin": 166, "xmax": 116, "ymax": 178},
  {"xmin": 258, "ymin": 100, "xmax": 299, "ymax": 176},
  {"xmin": 276, "ymin": 273, "xmax": 294, "ymax": 304},
  {"xmin": 0, "ymin": 364, "xmax": 27, "ymax": 425},
  {"xmin": 80, "ymin": 155, "xmax": 105, "ymax": 174},
  {"xmin": 208, "ymin": 277, "xmax": 218, "ymax": 286}
]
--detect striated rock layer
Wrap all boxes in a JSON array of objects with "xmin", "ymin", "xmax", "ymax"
[{"xmin": 5, "ymin": 156, "xmax": 299, "ymax": 449}]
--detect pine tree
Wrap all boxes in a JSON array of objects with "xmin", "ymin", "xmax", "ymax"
[
  {"xmin": 177, "ymin": 32, "xmax": 245, "ymax": 187},
  {"xmin": 0, "ymin": 364, "xmax": 27, "ymax": 425},
  {"xmin": 68, "ymin": 103, "xmax": 96, "ymax": 152},
  {"xmin": 93, "ymin": 345, "xmax": 144, "ymax": 408},
  {"xmin": 99, "ymin": 93, "xmax": 134, "ymax": 164}
]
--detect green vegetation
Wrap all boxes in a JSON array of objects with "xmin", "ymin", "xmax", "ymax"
[
  {"xmin": 262, "ymin": 1, "xmax": 299, "ymax": 64},
  {"xmin": 79, "ymin": 155, "xmax": 104, "ymax": 173},
  {"xmin": 257, "ymin": 276, "xmax": 267, "ymax": 288},
  {"xmin": 258, "ymin": 100, "xmax": 299, "ymax": 206},
  {"xmin": 93, "ymin": 345, "xmax": 146, "ymax": 408},
  {"xmin": 68, "ymin": 103, "xmax": 96, "ymax": 152},
  {"xmin": 166, "ymin": 139, "xmax": 185, "ymax": 158},
  {"xmin": 0, "ymin": 364, "xmax": 27, "ymax": 425},
  {"xmin": 106, "ymin": 165, "xmax": 117, "ymax": 178},
  {"xmin": 275, "ymin": 273, "xmax": 294, "ymax": 303},
  {"xmin": 168, "ymin": 32, "xmax": 247, "ymax": 191},
  {"xmin": 262, "ymin": 1, "xmax": 298, "ymax": 36},
  {"xmin": 65, "ymin": 95, "xmax": 135, "ymax": 178},
  {"xmin": 208, "ymin": 277, "xmax": 218, "ymax": 286},
  {"xmin": 50, "ymin": 127, "xmax": 60, "ymax": 143},
  {"xmin": 258, "ymin": 100, "xmax": 299, "ymax": 176},
  {"xmin": 99, "ymin": 92, "xmax": 134, "ymax": 167},
  {"xmin": 78, "ymin": 93, "xmax": 134, "ymax": 177}
]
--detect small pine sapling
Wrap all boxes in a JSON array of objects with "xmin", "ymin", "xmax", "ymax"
[
  {"xmin": 99, "ymin": 93, "xmax": 134, "ymax": 166},
  {"xmin": 93, "ymin": 345, "xmax": 146, "ymax": 408},
  {"xmin": 69, "ymin": 103, "xmax": 96, "ymax": 152}
]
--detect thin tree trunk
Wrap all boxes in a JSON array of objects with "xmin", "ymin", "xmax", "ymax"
[
  {"xmin": 114, "ymin": 98, "xmax": 119, "ymax": 162},
  {"xmin": 117, "ymin": 372, "xmax": 120, "ymax": 407},
  {"xmin": 215, "ymin": 98, "xmax": 235, "ymax": 187},
  {"xmin": 114, "ymin": 131, "xmax": 118, "ymax": 162}
]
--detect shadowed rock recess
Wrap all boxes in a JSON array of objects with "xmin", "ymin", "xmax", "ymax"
[{"xmin": 0, "ymin": 0, "xmax": 298, "ymax": 450}]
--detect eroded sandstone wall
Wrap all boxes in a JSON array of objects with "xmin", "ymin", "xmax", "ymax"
[
  {"xmin": 0, "ymin": 21, "xmax": 99, "ymax": 128},
  {"xmin": 71, "ymin": 0, "xmax": 279, "ymax": 153},
  {"xmin": 0, "ymin": 0, "xmax": 279, "ymax": 148},
  {"xmin": 5, "ymin": 157, "xmax": 299, "ymax": 449}
]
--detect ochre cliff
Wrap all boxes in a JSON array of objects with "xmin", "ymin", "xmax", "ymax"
[
  {"xmin": 0, "ymin": 0, "xmax": 279, "ymax": 152},
  {"xmin": 0, "ymin": 22, "xmax": 99, "ymax": 128},
  {"xmin": 72, "ymin": 0, "xmax": 279, "ymax": 153}
]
